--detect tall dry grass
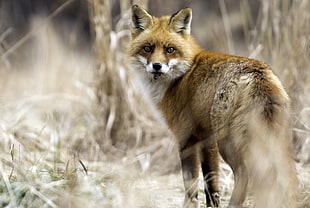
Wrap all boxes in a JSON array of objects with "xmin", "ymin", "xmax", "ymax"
[
  {"xmin": 241, "ymin": 0, "xmax": 310, "ymax": 206},
  {"xmin": 0, "ymin": 0, "xmax": 309, "ymax": 207},
  {"xmin": 242, "ymin": 0, "xmax": 310, "ymax": 165}
]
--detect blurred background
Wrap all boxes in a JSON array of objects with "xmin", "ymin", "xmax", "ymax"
[{"xmin": 0, "ymin": 0, "xmax": 309, "ymax": 207}]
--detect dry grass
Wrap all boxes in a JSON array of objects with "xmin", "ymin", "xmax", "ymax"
[
  {"xmin": 243, "ymin": 0, "xmax": 310, "ymax": 167},
  {"xmin": 0, "ymin": 0, "xmax": 309, "ymax": 207}
]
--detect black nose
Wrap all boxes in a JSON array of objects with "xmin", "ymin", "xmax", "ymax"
[{"xmin": 152, "ymin": 63, "xmax": 162, "ymax": 71}]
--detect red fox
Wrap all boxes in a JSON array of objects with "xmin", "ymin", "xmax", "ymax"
[{"xmin": 128, "ymin": 5, "xmax": 297, "ymax": 208}]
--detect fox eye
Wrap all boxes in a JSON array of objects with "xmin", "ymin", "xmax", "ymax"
[
  {"xmin": 166, "ymin": 47, "xmax": 175, "ymax": 53},
  {"xmin": 143, "ymin": 46, "xmax": 152, "ymax": 53}
]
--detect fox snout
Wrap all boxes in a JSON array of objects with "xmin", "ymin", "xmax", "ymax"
[
  {"xmin": 144, "ymin": 60, "xmax": 167, "ymax": 80},
  {"xmin": 152, "ymin": 62, "xmax": 162, "ymax": 71},
  {"xmin": 151, "ymin": 63, "xmax": 163, "ymax": 80}
]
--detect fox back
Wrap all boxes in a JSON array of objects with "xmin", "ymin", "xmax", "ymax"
[{"xmin": 128, "ymin": 5, "xmax": 297, "ymax": 208}]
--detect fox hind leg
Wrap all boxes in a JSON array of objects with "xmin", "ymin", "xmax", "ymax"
[
  {"xmin": 200, "ymin": 142, "xmax": 220, "ymax": 207},
  {"xmin": 218, "ymin": 138, "xmax": 248, "ymax": 208}
]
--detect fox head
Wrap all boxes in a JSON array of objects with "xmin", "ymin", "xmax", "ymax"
[{"xmin": 128, "ymin": 5, "xmax": 201, "ymax": 81}]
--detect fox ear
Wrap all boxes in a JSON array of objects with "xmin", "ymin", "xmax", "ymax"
[
  {"xmin": 169, "ymin": 7, "xmax": 192, "ymax": 35},
  {"xmin": 131, "ymin": 5, "xmax": 153, "ymax": 37}
]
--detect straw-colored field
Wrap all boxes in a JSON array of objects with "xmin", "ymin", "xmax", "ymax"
[{"xmin": 0, "ymin": 0, "xmax": 309, "ymax": 207}]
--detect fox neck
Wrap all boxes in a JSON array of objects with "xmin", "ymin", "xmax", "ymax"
[{"xmin": 137, "ymin": 71, "xmax": 176, "ymax": 105}]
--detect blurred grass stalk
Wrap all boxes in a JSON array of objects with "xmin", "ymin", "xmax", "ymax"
[{"xmin": 88, "ymin": 0, "xmax": 149, "ymax": 149}]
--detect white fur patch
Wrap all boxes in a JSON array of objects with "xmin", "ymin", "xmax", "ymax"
[
  {"xmin": 138, "ymin": 56, "xmax": 147, "ymax": 65},
  {"xmin": 141, "ymin": 74, "xmax": 169, "ymax": 104},
  {"xmin": 167, "ymin": 58, "xmax": 191, "ymax": 79},
  {"xmin": 239, "ymin": 74, "xmax": 253, "ymax": 84},
  {"xmin": 267, "ymin": 70, "xmax": 289, "ymax": 101}
]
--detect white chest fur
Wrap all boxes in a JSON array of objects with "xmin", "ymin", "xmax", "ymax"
[{"xmin": 136, "ymin": 73, "xmax": 169, "ymax": 105}]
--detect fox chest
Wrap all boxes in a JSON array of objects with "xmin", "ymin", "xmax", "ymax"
[{"xmin": 139, "ymin": 76, "xmax": 170, "ymax": 105}]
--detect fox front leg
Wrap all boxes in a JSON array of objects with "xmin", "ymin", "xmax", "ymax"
[{"xmin": 179, "ymin": 136, "xmax": 200, "ymax": 208}]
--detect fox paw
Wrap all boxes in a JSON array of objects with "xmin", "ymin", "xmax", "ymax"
[{"xmin": 207, "ymin": 192, "xmax": 220, "ymax": 208}]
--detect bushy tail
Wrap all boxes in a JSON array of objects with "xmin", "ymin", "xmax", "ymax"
[{"xmin": 246, "ymin": 108, "xmax": 297, "ymax": 208}]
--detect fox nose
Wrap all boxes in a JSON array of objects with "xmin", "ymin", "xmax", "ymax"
[{"xmin": 152, "ymin": 63, "xmax": 162, "ymax": 71}]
